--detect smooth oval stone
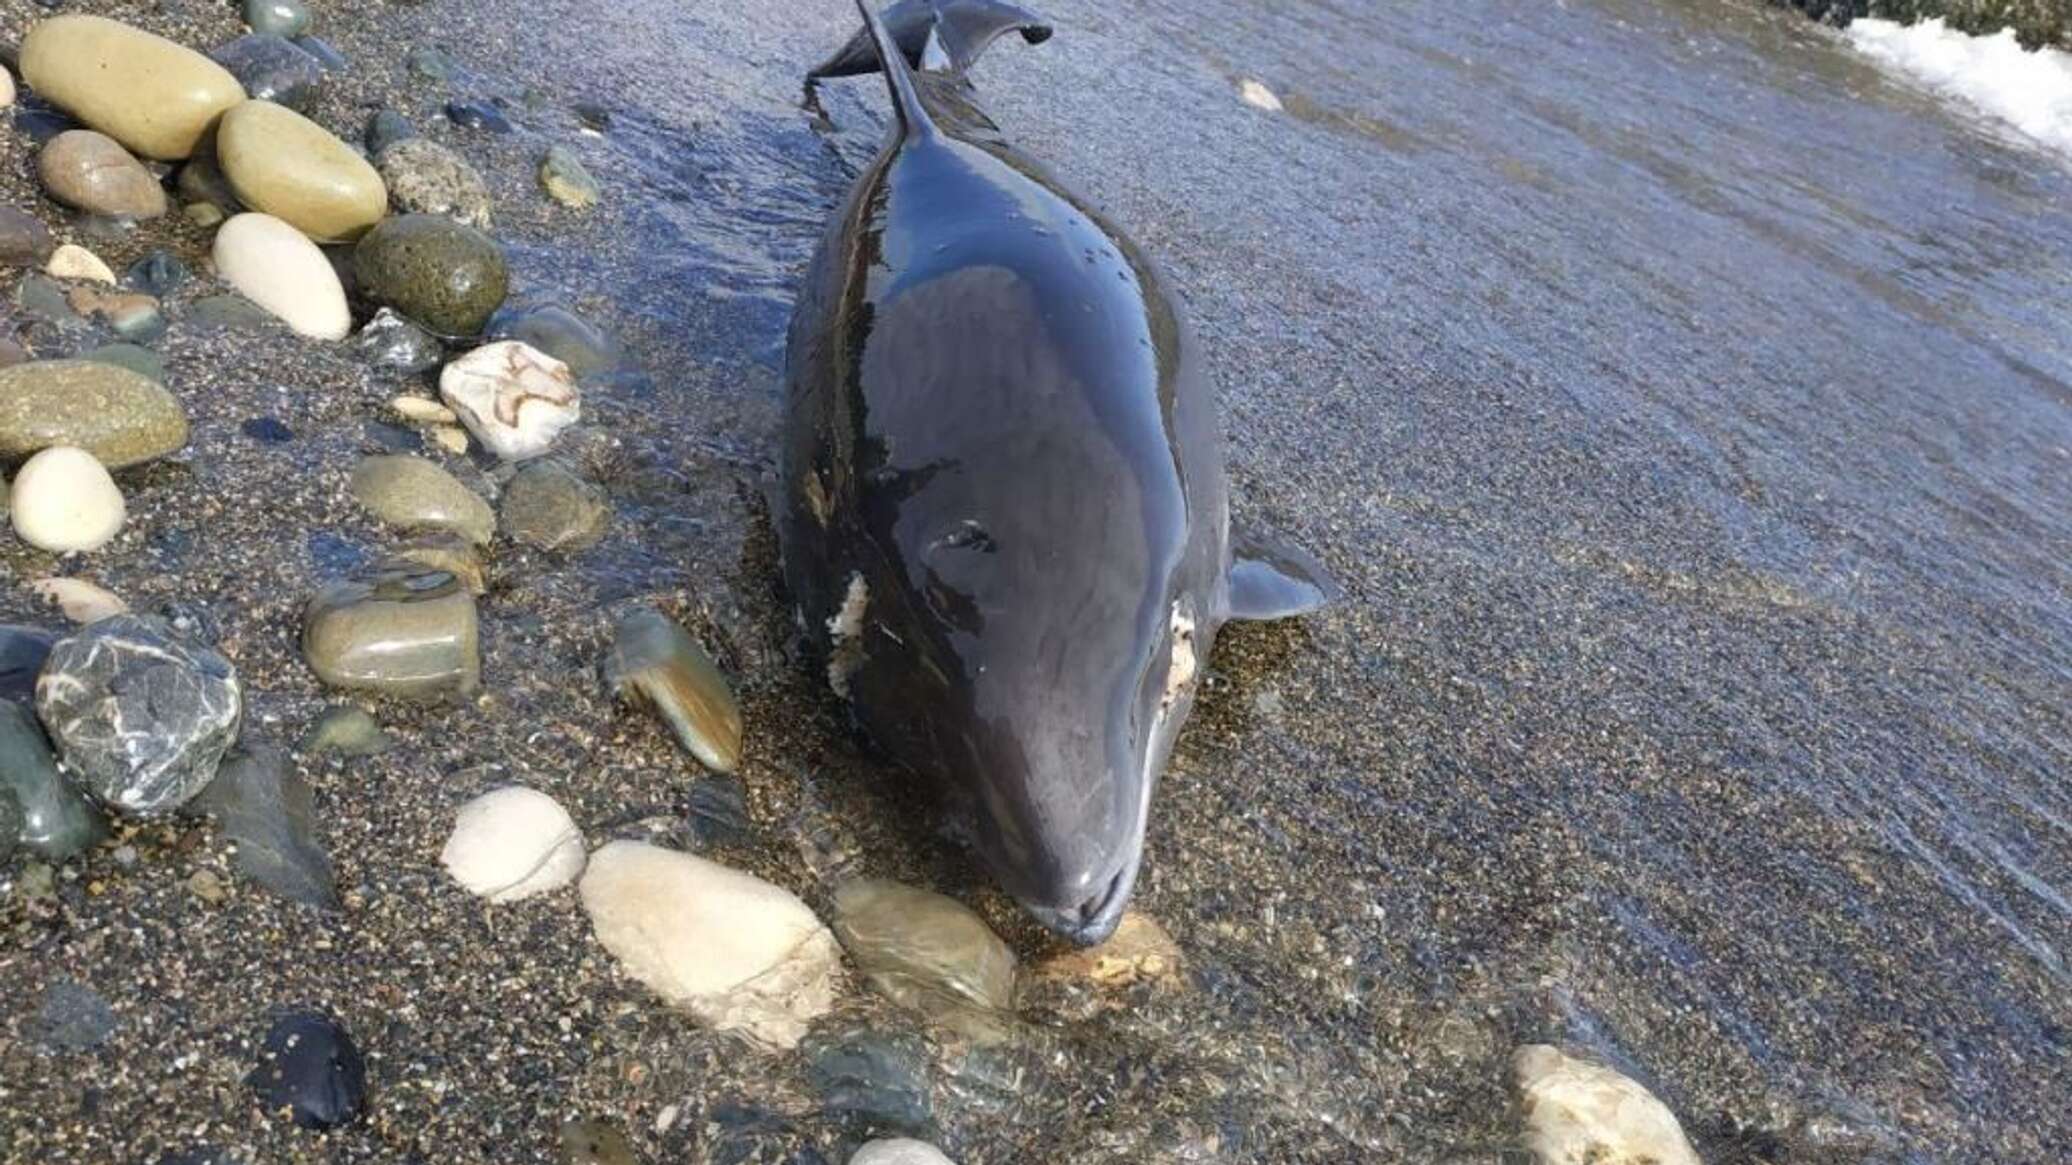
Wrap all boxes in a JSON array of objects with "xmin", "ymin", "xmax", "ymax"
[
  {"xmin": 364, "ymin": 109, "xmax": 416, "ymax": 157},
  {"xmin": 349, "ymin": 453, "xmax": 494, "ymax": 544},
  {"xmin": 248, "ymin": 1008, "xmax": 365, "ymax": 1130},
  {"xmin": 210, "ymin": 34, "xmax": 324, "ymax": 112},
  {"xmin": 440, "ymin": 785, "xmax": 585, "ymax": 902},
  {"xmin": 20, "ymin": 16, "xmax": 246, "ymax": 160},
  {"xmin": 125, "ymin": 249, "xmax": 190, "ymax": 297},
  {"xmin": 36, "ymin": 613, "xmax": 242, "ymax": 818},
  {"xmin": 0, "ymin": 701, "xmax": 109, "ymax": 860},
  {"xmin": 245, "ymin": 0, "xmax": 311, "ymax": 38},
  {"xmin": 577, "ymin": 840, "xmax": 843, "ymax": 1050},
  {"xmin": 0, "ymin": 359, "xmax": 188, "ymax": 467},
  {"xmin": 1513, "ymin": 1045, "xmax": 1702, "ymax": 1165},
  {"xmin": 500, "ymin": 460, "xmax": 608, "ymax": 551},
  {"xmin": 302, "ymin": 560, "xmax": 480, "ymax": 698},
  {"xmin": 293, "ymin": 35, "xmax": 347, "ymax": 70},
  {"xmin": 30, "ymin": 577, "xmax": 128, "ymax": 624},
  {"xmin": 376, "ymin": 138, "xmax": 491, "ymax": 228},
  {"xmin": 486, "ymin": 303, "xmax": 618, "ymax": 378},
  {"xmin": 194, "ymin": 746, "xmax": 338, "ymax": 909},
  {"xmin": 352, "ymin": 213, "xmax": 507, "ymax": 336},
  {"xmin": 11, "ymin": 446, "xmax": 124, "ymax": 552},
  {"xmin": 217, "ymin": 100, "xmax": 385, "ymax": 242},
  {"xmin": 0, "ymin": 206, "xmax": 57, "ymax": 268},
  {"xmin": 37, "ymin": 129, "xmax": 167, "ymax": 218},
  {"xmin": 212, "ymin": 212, "xmax": 350, "ymax": 340},
  {"xmin": 186, "ymin": 293, "xmax": 280, "ymax": 332},
  {"xmin": 602, "ymin": 608, "xmax": 742, "ymax": 774},
  {"xmin": 832, "ymin": 879, "xmax": 1017, "ymax": 1018},
  {"xmin": 539, "ymin": 144, "xmax": 599, "ymax": 209},
  {"xmin": 300, "ymin": 705, "xmax": 392, "ymax": 757}
]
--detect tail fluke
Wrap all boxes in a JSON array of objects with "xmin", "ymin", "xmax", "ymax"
[{"xmin": 811, "ymin": 0, "xmax": 1051, "ymax": 80}]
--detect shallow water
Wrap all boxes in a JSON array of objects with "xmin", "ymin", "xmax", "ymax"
[{"xmin": 3, "ymin": 0, "xmax": 2068, "ymax": 1161}]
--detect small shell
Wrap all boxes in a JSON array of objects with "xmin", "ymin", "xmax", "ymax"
[{"xmin": 440, "ymin": 786, "xmax": 585, "ymax": 902}]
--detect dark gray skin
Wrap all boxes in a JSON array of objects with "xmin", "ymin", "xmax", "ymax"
[{"xmin": 783, "ymin": 0, "xmax": 1337, "ymax": 945}]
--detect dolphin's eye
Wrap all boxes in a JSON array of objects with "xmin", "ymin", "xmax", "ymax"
[{"xmin": 931, "ymin": 519, "xmax": 996, "ymax": 555}]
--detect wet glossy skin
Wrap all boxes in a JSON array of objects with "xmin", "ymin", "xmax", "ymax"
[{"xmin": 781, "ymin": 67, "xmax": 1231, "ymax": 944}]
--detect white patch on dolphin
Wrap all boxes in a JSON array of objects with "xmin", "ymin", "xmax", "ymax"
[
  {"xmin": 1161, "ymin": 599, "xmax": 1198, "ymax": 716},
  {"xmin": 826, "ymin": 572, "xmax": 870, "ymax": 697}
]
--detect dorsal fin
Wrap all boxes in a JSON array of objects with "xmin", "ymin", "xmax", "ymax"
[{"xmin": 856, "ymin": 0, "xmax": 940, "ymax": 142}]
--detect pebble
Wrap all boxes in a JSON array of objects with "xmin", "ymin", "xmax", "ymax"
[
  {"xmin": 851, "ymin": 1140, "xmax": 955, "ymax": 1165},
  {"xmin": 66, "ymin": 286, "xmax": 166, "ymax": 342},
  {"xmin": 429, "ymin": 424, "xmax": 469, "ymax": 454},
  {"xmin": 10, "ymin": 446, "xmax": 125, "ymax": 553},
  {"xmin": 0, "ymin": 359, "xmax": 188, "ymax": 467},
  {"xmin": 20, "ymin": 16, "xmax": 246, "ymax": 159},
  {"xmin": 832, "ymin": 879, "xmax": 1018, "ymax": 1024},
  {"xmin": 295, "ymin": 35, "xmax": 348, "ymax": 71},
  {"xmin": 1033, "ymin": 910, "xmax": 1183, "ymax": 988},
  {"xmin": 0, "ymin": 206, "xmax": 57, "ymax": 267},
  {"xmin": 36, "ymin": 613, "xmax": 243, "ymax": 817},
  {"xmin": 1238, "ymin": 78, "xmax": 1284, "ymax": 112},
  {"xmin": 500, "ymin": 460, "xmax": 610, "ymax": 551},
  {"xmin": 125, "ymin": 249, "xmax": 191, "ymax": 297},
  {"xmin": 300, "ymin": 705, "xmax": 393, "ymax": 757},
  {"xmin": 246, "ymin": 0, "xmax": 311, "ymax": 38},
  {"xmin": 32, "ymin": 979, "xmax": 119, "ymax": 1051},
  {"xmin": 187, "ymin": 293, "xmax": 280, "ymax": 332},
  {"xmin": 218, "ymin": 101, "xmax": 387, "ymax": 242},
  {"xmin": 1511, "ymin": 1045, "xmax": 1702, "ymax": 1165},
  {"xmin": 302, "ymin": 560, "xmax": 481, "ymax": 698},
  {"xmin": 603, "ymin": 608, "xmax": 743, "ymax": 774},
  {"xmin": 806, "ymin": 1030, "xmax": 935, "ymax": 1131},
  {"xmin": 439, "ymin": 340, "xmax": 580, "ymax": 459},
  {"xmin": 578, "ymin": 840, "xmax": 843, "ymax": 1050},
  {"xmin": 353, "ymin": 309, "xmax": 445, "ymax": 375},
  {"xmin": 47, "ymin": 242, "xmax": 116, "ymax": 283},
  {"xmin": 0, "ymin": 624, "xmax": 57, "ymax": 704},
  {"xmin": 445, "ymin": 99, "xmax": 512, "ymax": 133},
  {"xmin": 390, "ymin": 395, "xmax": 457, "ymax": 425},
  {"xmin": 559, "ymin": 1120, "xmax": 636, "ymax": 1165},
  {"xmin": 0, "ymin": 65, "xmax": 13, "ymax": 109},
  {"xmin": 486, "ymin": 303, "xmax": 619, "ymax": 378},
  {"xmin": 248, "ymin": 1008, "xmax": 366, "ymax": 1130},
  {"xmin": 394, "ymin": 531, "xmax": 487, "ymax": 594},
  {"xmin": 212, "ymin": 212, "xmax": 352, "ymax": 340},
  {"xmin": 364, "ymin": 108, "xmax": 417, "ymax": 156},
  {"xmin": 37, "ymin": 129, "xmax": 168, "ymax": 218},
  {"xmin": 29, "ymin": 577, "xmax": 127, "ymax": 623},
  {"xmin": 194, "ymin": 746, "xmax": 338, "ymax": 909},
  {"xmin": 242, "ymin": 416, "xmax": 295, "ymax": 443},
  {"xmin": 349, "ymin": 453, "xmax": 495, "ymax": 544},
  {"xmin": 686, "ymin": 774, "xmax": 751, "ymax": 848},
  {"xmin": 176, "ymin": 156, "xmax": 242, "ymax": 216},
  {"xmin": 210, "ymin": 34, "xmax": 326, "ymax": 112},
  {"xmin": 407, "ymin": 45, "xmax": 456, "ymax": 82},
  {"xmin": 354, "ymin": 213, "xmax": 508, "ymax": 336},
  {"xmin": 440, "ymin": 785, "xmax": 586, "ymax": 902},
  {"xmin": 0, "ymin": 700, "xmax": 109, "ymax": 860},
  {"xmin": 539, "ymin": 145, "xmax": 601, "ymax": 209},
  {"xmin": 187, "ymin": 867, "xmax": 227, "ymax": 903},
  {"xmin": 81, "ymin": 342, "xmax": 166, "ymax": 383},
  {"xmin": 376, "ymin": 138, "xmax": 493, "ymax": 228}
]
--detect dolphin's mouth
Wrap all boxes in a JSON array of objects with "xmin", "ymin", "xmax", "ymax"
[{"xmin": 1020, "ymin": 853, "xmax": 1138, "ymax": 947}]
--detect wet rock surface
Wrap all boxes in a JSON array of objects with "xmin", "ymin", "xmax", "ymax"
[
  {"xmin": 193, "ymin": 746, "xmax": 339, "ymax": 909},
  {"xmin": 0, "ymin": 702, "xmax": 107, "ymax": 858},
  {"xmin": 302, "ymin": 560, "xmax": 481, "ymax": 698},
  {"xmin": 247, "ymin": 1007, "xmax": 367, "ymax": 1130},
  {"xmin": 500, "ymin": 459, "xmax": 609, "ymax": 551},
  {"xmin": 0, "ymin": 359, "xmax": 188, "ymax": 467},
  {"xmin": 353, "ymin": 212, "xmax": 508, "ymax": 335},
  {"xmin": 602, "ymin": 606, "xmax": 741, "ymax": 773}
]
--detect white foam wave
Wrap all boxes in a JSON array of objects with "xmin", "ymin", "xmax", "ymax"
[{"xmin": 1845, "ymin": 18, "xmax": 2072, "ymax": 157}]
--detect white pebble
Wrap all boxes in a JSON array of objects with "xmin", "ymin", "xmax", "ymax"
[
  {"xmin": 851, "ymin": 1140, "xmax": 955, "ymax": 1165},
  {"xmin": 1, "ymin": 66, "xmax": 15, "ymax": 110},
  {"xmin": 440, "ymin": 786, "xmax": 586, "ymax": 903},
  {"xmin": 1512, "ymin": 1045, "xmax": 1701, "ymax": 1165},
  {"xmin": 1238, "ymin": 78, "xmax": 1283, "ymax": 112},
  {"xmin": 29, "ymin": 576, "xmax": 127, "ymax": 623},
  {"xmin": 440, "ymin": 340, "xmax": 581, "ymax": 461},
  {"xmin": 578, "ymin": 840, "xmax": 842, "ymax": 1050},
  {"xmin": 211, "ymin": 212, "xmax": 351, "ymax": 340},
  {"xmin": 10, "ymin": 446, "xmax": 124, "ymax": 552},
  {"xmin": 46, "ymin": 243, "xmax": 116, "ymax": 284},
  {"xmin": 390, "ymin": 395, "xmax": 458, "ymax": 425}
]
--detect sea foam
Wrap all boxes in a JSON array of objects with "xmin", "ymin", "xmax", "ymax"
[{"xmin": 1845, "ymin": 18, "xmax": 2072, "ymax": 157}]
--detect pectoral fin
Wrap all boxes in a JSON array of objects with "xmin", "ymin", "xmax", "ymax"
[{"xmin": 1224, "ymin": 527, "xmax": 1341, "ymax": 621}]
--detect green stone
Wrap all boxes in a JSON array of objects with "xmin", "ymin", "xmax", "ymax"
[
  {"xmin": 0, "ymin": 702, "xmax": 110, "ymax": 861},
  {"xmin": 303, "ymin": 561, "xmax": 481, "ymax": 699},
  {"xmin": 350, "ymin": 454, "xmax": 496, "ymax": 545},
  {"xmin": 187, "ymin": 294, "xmax": 281, "ymax": 331},
  {"xmin": 500, "ymin": 461, "xmax": 609, "ymax": 551},
  {"xmin": 539, "ymin": 145, "xmax": 600, "ymax": 210},
  {"xmin": 301, "ymin": 705, "xmax": 393, "ymax": 757},
  {"xmin": 245, "ymin": 0, "xmax": 310, "ymax": 37},
  {"xmin": 0, "ymin": 359, "xmax": 188, "ymax": 467},
  {"xmin": 352, "ymin": 213, "xmax": 508, "ymax": 337},
  {"xmin": 80, "ymin": 343, "xmax": 166, "ymax": 383}
]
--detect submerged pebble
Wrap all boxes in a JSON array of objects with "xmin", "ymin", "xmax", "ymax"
[
  {"xmin": 20, "ymin": 16, "xmax": 245, "ymax": 159},
  {"xmin": 806, "ymin": 1028, "xmax": 935, "ymax": 1132},
  {"xmin": 578, "ymin": 840, "xmax": 842, "ymax": 1049},
  {"xmin": 0, "ymin": 206, "xmax": 57, "ymax": 267},
  {"xmin": 832, "ymin": 879, "xmax": 1018, "ymax": 1026},
  {"xmin": 210, "ymin": 34, "xmax": 325, "ymax": 111},
  {"xmin": 80, "ymin": 343, "xmax": 165, "ymax": 383},
  {"xmin": 851, "ymin": 1140, "xmax": 955, "ymax": 1165},
  {"xmin": 0, "ymin": 701, "xmax": 108, "ymax": 860},
  {"xmin": 46, "ymin": 243, "xmax": 117, "ymax": 284},
  {"xmin": 394, "ymin": 531, "xmax": 487, "ymax": 595},
  {"xmin": 353, "ymin": 308, "xmax": 444, "ymax": 374},
  {"xmin": 218, "ymin": 100, "xmax": 386, "ymax": 241},
  {"xmin": 354, "ymin": 213, "xmax": 508, "ymax": 336},
  {"xmin": 602, "ymin": 607, "xmax": 742, "ymax": 774},
  {"xmin": 248, "ymin": 1007, "xmax": 366, "ymax": 1130},
  {"xmin": 124, "ymin": 249, "xmax": 190, "ymax": 297},
  {"xmin": 32, "ymin": 979, "xmax": 119, "ymax": 1051},
  {"xmin": 377, "ymin": 138, "xmax": 493, "ymax": 227},
  {"xmin": 1511, "ymin": 1045, "xmax": 1702, "ymax": 1165},
  {"xmin": 349, "ymin": 453, "xmax": 495, "ymax": 545},
  {"xmin": 439, "ymin": 340, "xmax": 581, "ymax": 459},
  {"xmin": 365, "ymin": 108, "xmax": 417, "ymax": 157},
  {"xmin": 38, "ymin": 129, "xmax": 167, "ymax": 218},
  {"xmin": 486, "ymin": 302, "xmax": 618, "ymax": 378},
  {"xmin": 10, "ymin": 446, "xmax": 125, "ymax": 553},
  {"xmin": 539, "ymin": 144, "xmax": 600, "ymax": 209},
  {"xmin": 302, "ymin": 560, "xmax": 481, "ymax": 698},
  {"xmin": 35, "ymin": 613, "xmax": 242, "ymax": 817},
  {"xmin": 29, "ymin": 577, "xmax": 127, "ymax": 623},
  {"xmin": 300, "ymin": 705, "xmax": 393, "ymax": 757},
  {"xmin": 444, "ymin": 99, "xmax": 512, "ymax": 133},
  {"xmin": 558, "ymin": 1119, "xmax": 636, "ymax": 1165},
  {"xmin": 194, "ymin": 746, "xmax": 339, "ymax": 909},
  {"xmin": 500, "ymin": 460, "xmax": 609, "ymax": 551},
  {"xmin": 0, "ymin": 359, "xmax": 187, "ymax": 467},
  {"xmin": 65, "ymin": 285, "xmax": 165, "ymax": 342},
  {"xmin": 246, "ymin": 0, "xmax": 312, "ymax": 38},
  {"xmin": 440, "ymin": 785, "xmax": 586, "ymax": 902},
  {"xmin": 212, "ymin": 212, "xmax": 351, "ymax": 340}
]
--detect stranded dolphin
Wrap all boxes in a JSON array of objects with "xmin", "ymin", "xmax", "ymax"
[{"xmin": 781, "ymin": 0, "xmax": 1338, "ymax": 945}]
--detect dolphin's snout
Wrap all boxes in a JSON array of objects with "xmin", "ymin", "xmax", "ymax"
[{"xmin": 1019, "ymin": 847, "xmax": 1138, "ymax": 946}]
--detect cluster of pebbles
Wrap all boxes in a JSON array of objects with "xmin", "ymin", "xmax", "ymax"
[{"xmin": 0, "ymin": 7, "xmax": 1711, "ymax": 1165}]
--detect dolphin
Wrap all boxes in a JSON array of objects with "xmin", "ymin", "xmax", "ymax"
[{"xmin": 781, "ymin": 0, "xmax": 1339, "ymax": 945}]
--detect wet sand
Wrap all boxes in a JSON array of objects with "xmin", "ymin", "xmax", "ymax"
[{"xmin": 3, "ymin": 0, "xmax": 2069, "ymax": 1162}]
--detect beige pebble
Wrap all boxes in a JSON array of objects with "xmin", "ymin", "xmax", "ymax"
[
  {"xmin": 9, "ymin": 445, "xmax": 124, "ymax": 552},
  {"xmin": 431, "ymin": 425, "xmax": 470, "ymax": 455},
  {"xmin": 0, "ymin": 65, "xmax": 15, "ymax": 110},
  {"xmin": 1238, "ymin": 78, "xmax": 1283, "ymax": 112},
  {"xmin": 217, "ymin": 100, "xmax": 387, "ymax": 242},
  {"xmin": 28, "ymin": 576, "xmax": 127, "ymax": 623},
  {"xmin": 46, "ymin": 243, "xmax": 116, "ymax": 284},
  {"xmin": 211, "ymin": 212, "xmax": 351, "ymax": 340},
  {"xmin": 20, "ymin": 16, "xmax": 245, "ymax": 160},
  {"xmin": 390, "ymin": 395, "xmax": 457, "ymax": 425}
]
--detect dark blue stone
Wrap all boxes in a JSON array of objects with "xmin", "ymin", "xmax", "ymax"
[
  {"xmin": 444, "ymin": 100, "xmax": 512, "ymax": 134},
  {"xmin": 248, "ymin": 1008, "xmax": 366, "ymax": 1130},
  {"xmin": 241, "ymin": 417, "xmax": 296, "ymax": 443}
]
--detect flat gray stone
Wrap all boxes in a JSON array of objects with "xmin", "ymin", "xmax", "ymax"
[{"xmin": 194, "ymin": 746, "xmax": 338, "ymax": 910}]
